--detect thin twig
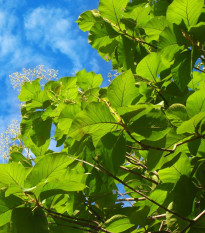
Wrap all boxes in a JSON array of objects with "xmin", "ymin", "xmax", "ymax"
[
  {"xmin": 179, "ymin": 210, "xmax": 205, "ymax": 233},
  {"xmin": 194, "ymin": 66, "xmax": 205, "ymax": 73},
  {"xmin": 120, "ymin": 166, "xmax": 159, "ymax": 185},
  {"xmin": 117, "ymin": 197, "xmax": 146, "ymax": 202},
  {"xmin": 93, "ymin": 158, "xmax": 192, "ymax": 223},
  {"xmin": 103, "ymin": 18, "xmax": 157, "ymax": 49}
]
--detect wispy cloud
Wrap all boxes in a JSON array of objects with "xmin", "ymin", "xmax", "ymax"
[{"xmin": 24, "ymin": 7, "xmax": 89, "ymax": 72}]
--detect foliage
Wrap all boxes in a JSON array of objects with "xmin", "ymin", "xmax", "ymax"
[{"xmin": 1, "ymin": 0, "xmax": 205, "ymax": 232}]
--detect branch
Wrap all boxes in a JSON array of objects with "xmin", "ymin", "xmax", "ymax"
[
  {"xmin": 194, "ymin": 66, "xmax": 205, "ymax": 73},
  {"xmin": 148, "ymin": 214, "xmax": 166, "ymax": 220},
  {"xmin": 179, "ymin": 210, "xmax": 205, "ymax": 233},
  {"xmin": 117, "ymin": 197, "xmax": 146, "ymax": 202},
  {"xmin": 92, "ymin": 158, "xmax": 192, "ymax": 223},
  {"xmin": 120, "ymin": 166, "xmax": 159, "ymax": 185},
  {"xmin": 103, "ymin": 18, "xmax": 158, "ymax": 49},
  {"xmin": 24, "ymin": 193, "xmax": 111, "ymax": 233},
  {"xmin": 164, "ymin": 135, "xmax": 203, "ymax": 157}
]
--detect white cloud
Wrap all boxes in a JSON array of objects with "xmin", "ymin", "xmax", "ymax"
[{"xmin": 24, "ymin": 7, "xmax": 88, "ymax": 71}]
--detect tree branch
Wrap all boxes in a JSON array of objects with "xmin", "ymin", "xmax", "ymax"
[
  {"xmin": 93, "ymin": 158, "xmax": 192, "ymax": 223},
  {"xmin": 194, "ymin": 66, "xmax": 205, "ymax": 73},
  {"xmin": 120, "ymin": 166, "xmax": 159, "ymax": 185},
  {"xmin": 179, "ymin": 210, "xmax": 205, "ymax": 233}
]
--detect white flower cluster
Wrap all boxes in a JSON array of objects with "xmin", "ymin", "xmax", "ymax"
[
  {"xmin": 0, "ymin": 119, "xmax": 21, "ymax": 161},
  {"xmin": 9, "ymin": 65, "xmax": 59, "ymax": 91}
]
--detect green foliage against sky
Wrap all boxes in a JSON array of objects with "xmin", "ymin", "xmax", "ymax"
[{"xmin": 0, "ymin": 0, "xmax": 205, "ymax": 232}]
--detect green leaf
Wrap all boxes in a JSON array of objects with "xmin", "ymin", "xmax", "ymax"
[
  {"xmin": 104, "ymin": 215, "xmax": 135, "ymax": 233},
  {"xmin": 55, "ymin": 103, "xmax": 81, "ymax": 140},
  {"xmin": 39, "ymin": 179, "xmax": 87, "ymax": 201},
  {"xmin": 116, "ymin": 37, "xmax": 137, "ymax": 72},
  {"xmin": 76, "ymin": 10, "xmax": 102, "ymax": 32},
  {"xmin": 0, "ymin": 163, "xmax": 26, "ymax": 188},
  {"xmin": 166, "ymin": 104, "xmax": 188, "ymax": 127},
  {"xmin": 129, "ymin": 109, "xmax": 169, "ymax": 141},
  {"xmin": 171, "ymin": 50, "xmax": 192, "ymax": 91},
  {"xmin": 99, "ymin": 0, "xmax": 129, "ymax": 24},
  {"xmin": 158, "ymin": 24, "xmax": 186, "ymax": 61},
  {"xmin": 177, "ymin": 112, "xmax": 205, "ymax": 134},
  {"xmin": 76, "ymin": 69, "xmax": 103, "ymax": 91},
  {"xmin": 0, "ymin": 193, "xmax": 23, "ymax": 227},
  {"xmin": 188, "ymin": 71, "xmax": 205, "ymax": 90},
  {"xmin": 172, "ymin": 176, "xmax": 196, "ymax": 216},
  {"xmin": 107, "ymin": 70, "xmax": 138, "ymax": 109},
  {"xmin": 146, "ymin": 189, "xmax": 167, "ymax": 216},
  {"xmin": 167, "ymin": 0, "xmax": 204, "ymax": 27},
  {"xmin": 69, "ymin": 102, "xmax": 122, "ymax": 146},
  {"xmin": 88, "ymin": 21, "xmax": 120, "ymax": 60},
  {"xmin": 188, "ymin": 214, "xmax": 205, "ymax": 232},
  {"xmin": 136, "ymin": 52, "xmax": 169, "ymax": 83},
  {"xmin": 189, "ymin": 22, "xmax": 205, "ymax": 44},
  {"xmin": 11, "ymin": 207, "xmax": 49, "ymax": 233},
  {"xmin": 144, "ymin": 16, "xmax": 168, "ymax": 42},
  {"xmin": 25, "ymin": 153, "xmax": 74, "ymax": 187},
  {"xmin": 96, "ymin": 133, "xmax": 126, "ymax": 174},
  {"xmin": 158, "ymin": 153, "xmax": 191, "ymax": 184},
  {"xmin": 18, "ymin": 79, "xmax": 41, "ymax": 102},
  {"xmin": 186, "ymin": 89, "xmax": 205, "ymax": 117},
  {"xmin": 30, "ymin": 118, "xmax": 52, "ymax": 147}
]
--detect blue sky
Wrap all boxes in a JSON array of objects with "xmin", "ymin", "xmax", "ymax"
[{"xmin": 0, "ymin": 0, "xmax": 112, "ymax": 132}]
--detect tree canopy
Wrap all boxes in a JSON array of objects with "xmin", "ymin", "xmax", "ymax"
[{"xmin": 0, "ymin": 0, "xmax": 205, "ymax": 232}]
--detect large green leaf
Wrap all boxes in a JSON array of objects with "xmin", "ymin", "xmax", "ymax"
[
  {"xmin": 0, "ymin": 163, "xmax": 26, "ymax": 188},
  {"xmin": 159, "ymin": 153, "xmax": 191, "ymax": 184},
  {"xmin": 96, "ymin": 133, "xmax": 126, "ymax": 174},
  {"xmin": 167, "ymin": 0, "xmax": 204, "ymax": 27},
  {"xmin": 107, "ymin": 70, "xmax": 138, "ymax": 109},
  {"xmin": 186, "ymin": 89, "xmax": 205, "ymax": 117},
  {"xmin": 0, "ymin": 193, "xmax": 23, "ymax": 227},
  {"xmin": 177, "ymin": 112, "xmax": 205, "ymax": 134},
  {"xmin": 158, "ymin": 24, "xmax": 186, "ymax": 61},
  {"xmin": 104, "ymin": 215, "xmax": 135, "ymax": 233},
  {"xmin": 129, "ymin": 109, "xmax": 169, "ymax": 141},
  {"xmin": 76, "ymin": 69, "xmax": 103, "ymax": 91},
  {"xmin": 166, "ymin": 104, "xmax": 188, "ymax": 127},
  {"xmin": 188, "ymin": 215, "xmax": 205, "ymax": 232},
  {"xmin": 25, "ymin": 153, "xmax": 74, "ymax": 187},
  {"xmin": 136, "ymin": 52, "xmax": 169, "ymax": 83},
  {"xmin": 11, "ymin": 207, "xmax": 49, "ymax": 233},
  {"xmin": 88, "ymin": 21, "xmax": 120, "ymax": 60},
  {"xmin": 144, "ymin": 16, "xmax": 168, "ymax": 42},
  {"xmin": 171, "ymin": 50, "xmax": 192, "ymax": 91},
  {"xmin": 69, "ymin": 102, "xmax": 122, "ymax": 146},
  {"xmin": 18, "ymin": 79, "xmax": 41, "ymax": 102},
  {"xmin": 76, "ymin": 10, "xmax": 103, "ymax": 32},
  {"xmin": 99, "ymin": 0, "xmax": 129, "ymax": 24}
]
